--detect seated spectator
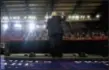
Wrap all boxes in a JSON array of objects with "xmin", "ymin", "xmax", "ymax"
[{"xmin": 85, "ymin": 34, "xmax": 92, "ymax": 40}]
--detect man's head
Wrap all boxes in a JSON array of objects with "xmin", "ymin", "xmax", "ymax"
[{"xmin": 51, "ymin": 11, "xmax": 58, "ymax": 16}]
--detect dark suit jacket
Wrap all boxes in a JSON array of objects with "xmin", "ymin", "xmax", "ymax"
[{"xmin": 47, "ymin": 16, "xmax": 63, "ymax": 36}]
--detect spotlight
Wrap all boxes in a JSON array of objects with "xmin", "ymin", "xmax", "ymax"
[
  {"xmin": 71, "ymin": 16, "xmax": 75, "ymax": 19},
  {"xmin": 4, "ymin": 63, "xmax": 7, "ymax": 65},
  {"xmin": 12, "ymin": 16, "xmax": 20, "ymax": 20},
  {"xmin": 18, "ymin": 63, "xmax": 22, "ymax": 66},
  {"xmin": 28, "ymin": 23, "xmax": 36, "ymax": 32},
  {"xmin": 11, "ymin": 63, "xmax": 16, "ymax": 66},
  {"xmin": 75, "ymin": 15, "xmax": 79, "ymax": 20},
  {"xmin": 80, "ymin": 15, "xmax": 85, "ymax": 19},
  {"xmin": 13, "ymin": 17, "xmax": 17, "ymax": 19},
  {"xmin": 14, "ymin": 23, "xmax": 22, "ymax": 30},
  {"xmin": 25, "ymin": 63, "xmax": 29, "ymax": 66},
  {"xmin": 35, "ymin": 61, "xmax": 38, "ymax": 63},
  {"xmin": 87, "ymin": 15, "xmax": 91, "ymax": 19},
  {"xmin": 96, "ymin": 14, "xmax": 100, "ymax": 18},
  {"xmin": 28, "ymin": 16, "xmax": 37, "ymax": 20},
  {"xmin": 2, "ymin": 23, "xmax": 9, "ymax": 31}
]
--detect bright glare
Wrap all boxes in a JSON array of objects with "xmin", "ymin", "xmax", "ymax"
[
  {"xmin": 25, "ymin": 63, "xmax": 29, "ymax": 66},
  {"xmin": 4, "ymin": 63, "xmax": 7, "ymax": 65},
  {"xmin": 11, "ymin": 63, "xmax": 16, "ymax": 66},
  {"xmin": 14, "ymin": 23, "xmax": 22, "ymax": 30},
  {"xmin": 28, "ymin": 23, "xmax": 36, "ymax": 32},
  {"xmin": 87, "ymin": 15, "xmax": 91, "ymax": 19},
  {"xmin": 71, "ymin": 16, "xmax": 75, "ymax": 19},
  {"xmin": 18, "ymin": 63, "xmax": 22, "ymax": 66},
  {"xmin": 75, "ymin": 15, "xmax": 79, "ymax": 20},
  {"xmin": 96, "ymin": 14, "xmax": 100, "ymax": 18},
  {"xmin": 13, "ymin": 16, "xmax": 20, "ymax": 19},
  {"xmin": 45, "ymin": 15, "xmax": 49, "ymax": 20},
  {"xmin": 2, "ymin": 24, "xmax": 8, "ymax": 31},
  {"xmin": 2, "ymin": 16, "xmax": 8, "ymax": 20}
]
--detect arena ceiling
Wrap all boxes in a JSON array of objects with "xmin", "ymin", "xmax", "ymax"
[{"xmin": 1, "ymin": 0, "xmax": 105, "ymax": 21}]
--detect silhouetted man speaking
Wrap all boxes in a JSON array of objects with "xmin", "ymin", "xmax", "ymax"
[{"xmin": 47, "ymin": 12, "xmax": 63, "ymax": 57}]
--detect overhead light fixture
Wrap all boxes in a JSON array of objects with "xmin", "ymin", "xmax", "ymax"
[
  {"xmin": 11, "ymin": 63, "xmax": 16, "ymax": 66},
  {"xmin": 18, "ymin": 63, "xmax": 22, "ymax": 66},
  {"xmin": 96, "ymin": 14, "xmax": 100, "ymax": 18},
  {"xmin": 80, "ymin": 15, "xmax": 85, "ymax": 19},
  {"xmin": 13, "ymin": 16, "xmax": 20, "ymax": 19},
  {"xmin": 87, "ymin": 15, "xmax": 91, "ymax": 19},
  {"xmin": 75, "ymin": 15, "xmax": 79, "ymax": 20},
  {"xmin": 28, "ymin": 16, "xmax": 37, "ymax": 20},
  {"xmin": 71, "ymin": 16, "xmax": 75, "ymax": 19},
  {"xmin": 25, "ymin": 63, "xmax": 29, "ymax": 66}
]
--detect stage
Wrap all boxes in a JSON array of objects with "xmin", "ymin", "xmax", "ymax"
[{"xmin": 0, "ymin": 54, "xmax": 109, "ymax": 70}]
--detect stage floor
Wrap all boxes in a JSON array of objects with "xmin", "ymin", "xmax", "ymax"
[
  {"xmin": 0, "ymin": 59, "xmax": 109, "ymax": 70},
  {"xmin": 0, "ymin": 55, "xmax": 109, "ymax": 70}
]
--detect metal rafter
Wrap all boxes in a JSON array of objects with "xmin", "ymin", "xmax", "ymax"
[
  {"xmin": 25, "ymin": 0, "xmax": 31, "ymax": 16},
  {"xmin": 1, "ymin": 1, "xmax": 12, "ymax": 22},
  {"xmin": 72, "ymin": 0, "xmax": 82, "ymax": 14},
  {"xmin": 1, "ymin": 0, "xmax": 105, "ymax": 20}
]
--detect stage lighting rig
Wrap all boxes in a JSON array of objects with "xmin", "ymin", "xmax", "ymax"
[
  {"xmin": 96, "ymin": 14, "xmax": 100, "ymax": 18},
  {"xmin": 2, "ymin": 23, "xmax": 9, "ymax": 31},
  {"xmin": 14, "ymin": 23, "xmax": 22, "ymax": 30}
]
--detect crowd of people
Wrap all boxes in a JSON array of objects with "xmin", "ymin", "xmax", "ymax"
[
  {"xmin": 63, "ymin": 32, "xmax": 108, "ymax": 40},
  {"xmin": 23, "ymin": 31, "xmax": 108, "ymax": 40},
  {"xmin": 1, "ymin": 31, "xmax": 108, "ymax": 40}
]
